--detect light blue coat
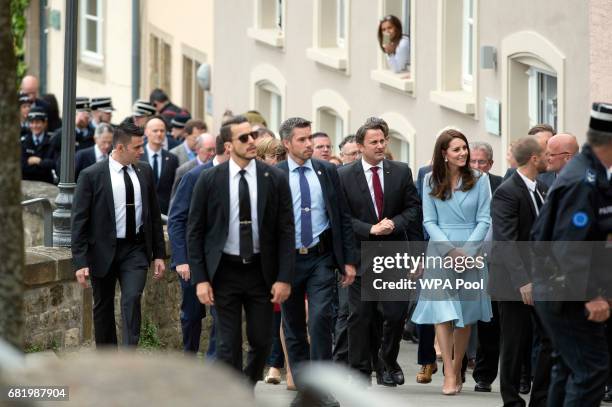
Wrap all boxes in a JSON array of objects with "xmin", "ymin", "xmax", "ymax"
[{"xmin": 411, "ymin": 171, "xmax": 493, "ymax": 327}]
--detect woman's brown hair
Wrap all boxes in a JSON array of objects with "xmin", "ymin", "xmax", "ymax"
[
  {"xmin": 377, "ymin": 15, "xmax": 403, "ymax": 52},
  {"xmin": 429, "ymin": 129, "xmax": 477, "ymax": 201}
]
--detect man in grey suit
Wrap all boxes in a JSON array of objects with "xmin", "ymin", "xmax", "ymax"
[
  {"xmin": 170, "ymin": 133, "xmax": 218, "ymax": 199},
  {"xmin": 169, "ymin": 119, "xmax": 207, "ymax": 166}
]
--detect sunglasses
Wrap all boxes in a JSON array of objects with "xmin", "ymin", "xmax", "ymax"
[{"xmin": 234, "ymin": 131, "xmax": 259, "ymax": 143}]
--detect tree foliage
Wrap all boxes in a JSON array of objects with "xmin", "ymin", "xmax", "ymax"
[{"xmin": 11, "ymin": 0, "xmax": 29, "ymax": 82}]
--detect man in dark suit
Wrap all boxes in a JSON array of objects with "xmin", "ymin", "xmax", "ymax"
[
  {"xmin": 71, "ymin": 121, "xmax": 166, "ymax": 347},
  {"xmin": 21, "ymin": 107, "xmax": 57, "ymax": 184},
  {"xmin": 338, "ymin": 119, "xmax": 422, "ymax": 386},
  {"xmin": 75, "ymin": 123, "xmax": 114, "ymax": 180},
  {"xmin": 167, "ymin": 135, "xmax": 229, "ymax": 355},
  {"xmin": 276, "ymin": 117, "xmax": 356, "ymax": 406},
  {"xmin": 187, "ymin": 115, "xmax": 294, "ymax": 385},
  {"xmin": 141, "ymin": 116, "xmax": 179, "ymax": 215},
  {"xmin": 489, "ymin": 137, "xmax": 552, "ymax": 406}
]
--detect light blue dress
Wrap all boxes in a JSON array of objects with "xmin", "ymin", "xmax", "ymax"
[{"xmin": 411, "ymin": 171, "xmax": 493, "ymax": 328}]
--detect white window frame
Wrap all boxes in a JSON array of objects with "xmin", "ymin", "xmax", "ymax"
[
  {"xmin": 336, "ymin": 0, "xmax": 346, "ymax": 48},
  {"xmin": 462, "ymin": 0, "xmax": 474, "ymax": 91},
  {"xmin": 306, "ymin": 0, "xmax": 350, "ymax": 72},
  {"xmin": 80, "ymin": 0, "xmax": 104, "ymax": 66},
  {"xmin": 248, "ymin": 0, "xmax": 285, "ymax": 48},
  {"xmin": 527, "ymin": 67, "xmax": 558, "ymax": 130},
  {"xmin": 249, "ymin": 64, "xmax": 287, "ymax": 135},
  {"xmin": 312, "ymin": 89, "xmax": 351, "ymax": 149}
]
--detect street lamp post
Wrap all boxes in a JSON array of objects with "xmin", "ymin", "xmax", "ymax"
[{"xmin": 52, "ymin": 0, "xmax": 78, "ymax": 247}]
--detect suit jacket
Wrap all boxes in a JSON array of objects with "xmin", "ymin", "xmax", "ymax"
[
  {"xmin": 141, "ymin": 149, "xmax": 179, "ymax": 215},
  {"xmin": 171, "ymin": 158, "xmax": 199, "ymax": 200},
  {"xmin": 489, "ymin": 170, "xmax": 548, "ymax": 299},
  {"xmin": 416, "ymin": 165, "xmax": 432, "ymax": 199},
  {"xmin": 21, "ymin": 132, "xmax": 57, "ymax": 184},
  {"xmin": 75, "ymin": 146, "xmax": 97, "ymax": 181},
  {"xmin": 168, "ymin": 160, "xmax": 214, "ymax": 268},
  {"xmin": 277, "ymin": 158, "xmax": 357, "ymax": 269},
  {"xmin": 488, "ymin": 173, "xmax": 503, "ymax": 193},
  {"xmin": 71, "ymin": 159, "xmax": 166, "ymax": 277},
  {"xmin": 187, "ymin": 159, "xmax": 295, "ymax": 287},
  {"xmin": 169, "ymin": 142, "xmax": 192, "ymax": 167},
  {"xmin": 338, "ymin": 160, "xmax": 422, "ymax": 274}
]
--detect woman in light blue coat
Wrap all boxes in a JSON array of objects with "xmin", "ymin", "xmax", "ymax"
[{"xmin": 411, "ymin": 129, "xmax": 492, "ymax": 395}]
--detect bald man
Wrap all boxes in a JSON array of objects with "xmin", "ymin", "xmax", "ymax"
[
  {"xmin": 20, "ymin": 75, "xmax": 49, "ymax": 114},
  {"xmin": 546, "ymin": 133, "xmax": 579, "ymax": 174},
  {"xmin": 171, "ymin": 132, "xmax": 217, "ymax": 198},
  {"xmin": 141, "ymin": 116, "xmax": 179, "ymax": 214}
]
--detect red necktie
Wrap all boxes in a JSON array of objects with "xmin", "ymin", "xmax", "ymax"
[{"xmin": 371, "ymin": 166, "xmax": 384, "ymax": 220}]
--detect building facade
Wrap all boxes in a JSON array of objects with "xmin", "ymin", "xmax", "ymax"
[{"xmin": 212, "ymin": 0, "xmax": 607, "ymax": 174}]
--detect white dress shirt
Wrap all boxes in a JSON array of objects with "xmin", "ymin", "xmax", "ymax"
[
  {"xmin": 94, "ymin": 144, "xmax": 106, "ymax": 162},
  {"xmin": 362, "ymin": 158, "xmax": 385, "ymax": 219},
  {"xmin": 223, "ymin": 158, "xmax": 260, "ymax": 255},
  {"xmin": 517, "ymin": 169, "xmax": 544, "ymax": 215},
  {"xmin": 109, "ymin": 155, "xmax": 143, "ymax": 238},
  {"xmin": 146, "ymin": 144, "xmax": 163, "ymax": 179},
  {"xmin": 608, "ymin": 166, "xmax": 612, "ymax": 181}
]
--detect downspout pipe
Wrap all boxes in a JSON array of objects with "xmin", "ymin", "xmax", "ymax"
[
  {"xmin": 131, "ymin": 0, "xmax": 140, "ymax": 103},
  {"xmin": 39, "ymin": 0, "xmax": 48, "ymax": 93}
]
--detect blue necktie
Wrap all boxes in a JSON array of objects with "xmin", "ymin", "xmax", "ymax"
[
  {"xmin": 298, "ymin": 166, "xmax": 313, "ymax": 248},
  {"xmin": 152, "ymin": 153, "xmax": 159, "ymax": 185}
]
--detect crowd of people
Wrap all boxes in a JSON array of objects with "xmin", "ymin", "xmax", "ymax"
[{"xmin": 17, "ymin": 73, "xmax": 612, "ymax": 406}]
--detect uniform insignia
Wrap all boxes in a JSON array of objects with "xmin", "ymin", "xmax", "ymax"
[
  {"xmin": 572, "ymin": 211, "xmax": 589, "ymax": 228},
  {"xmin": 585, "ymin": 169, "xmax": 596, "ymax": 185}
]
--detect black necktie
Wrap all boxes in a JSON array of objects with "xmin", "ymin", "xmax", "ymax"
[
  {"xmin": 239, "ymin": 169, "xmax": 254, "ymax": 260},
  {"xmin": 123, "ymin": 166, "xmax": 136, "ymax": 240},
  {"xmin": 152, "ymin": 153, "xmax": 159, "ymax": 185},
  {"xmin": 534, "ymin": 189, "xmax": 543, "ymax": 211}
]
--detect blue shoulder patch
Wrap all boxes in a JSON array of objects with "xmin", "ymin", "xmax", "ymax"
[{"xmin": 572, "ymin": 211, "xmax": 589, "ymax": 228}]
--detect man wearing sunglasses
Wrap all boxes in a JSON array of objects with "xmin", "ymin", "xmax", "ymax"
[
  {"xmin": 187, "ymin": 115, "xmax": 295, "ymax": 386},
  {"xmin": 546, "ymin": 133, "xmax": 579, "ymax": 175},
  {"xmin": 277, "ymin": 117, "xmax": 357, "ymax": 407}
]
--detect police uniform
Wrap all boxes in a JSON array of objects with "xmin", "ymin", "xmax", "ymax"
[
  {"xmin": 21, "ymin": 107, "xmax": 57, "ymax": 184},
  {"xmin": 532, "ymin": 102, "xmax": 612, "ymax": 407}
]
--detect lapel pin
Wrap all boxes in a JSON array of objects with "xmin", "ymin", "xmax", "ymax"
[
  {"xmin": 317, "ymin": 170, "xmax": 322, "ymax": 175},
  {"xmin": 165, "ymin": 157, "xmax": 169, "ymax": 161},
  {"xmin": 264, "ymin": 172, "xmax": 269, "ymax": 177}
]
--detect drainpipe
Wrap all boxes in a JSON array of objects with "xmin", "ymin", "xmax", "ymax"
[
  {"xmin": 39, "ymin": 0, "xmax": 48, "ymax": 93},
  {"xmin": 131, "ymin": 0, "xmax": 141, "ymax": 103}
]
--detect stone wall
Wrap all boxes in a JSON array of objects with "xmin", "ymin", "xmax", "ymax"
[
  {"xmin": 23, "ymin": 238, "xmax": 212, "ymax": 352},
  {"xmin": 21, "ymin": 180, "xmax": 58, "ymax": 247}
]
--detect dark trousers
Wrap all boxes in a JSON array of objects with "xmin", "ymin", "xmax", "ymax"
[
  {"xmin": 267, "ymin": 310, "xmax": 284, "ymax": 368},
  {"xmin": 536, "ymin": 302, "xmax": 608, "ymax": 407},
  {"xmin": 333, "ymin": 281, "xmax": 349, "ymax": 364},
  {"xmin": 348, "ymin": 275, "xmax": 409, "ymax": 376},
  {"xmin": 91, "ymin": 239, "xmax": 148, "ymax": 347},
  {"xmin": 213, "ymin": 257, "xmax": 273, "ymax": 385},
  {"xmin": 473, "ymin": 301, "xmax": 500, "ymax": 384},
  {"xmin": 416, "ymin": 323, "xmax": 436, "ymax": 365},
  {"xmin": 282, "ymin": 252, "xmax": 335, "ymax": 385},
  {"xmin": 206, "ymin": 306, "xmax": 217, "ymax": 360},
  {"xmin": 499, "ymin": 301, "xmax": 552, "ymax": 407},
  {"xmin": 178, "ymin": 275, "xmax": 206, "ymax": 353}
]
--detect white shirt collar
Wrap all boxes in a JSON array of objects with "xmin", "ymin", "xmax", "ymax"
[
  {"xmin": 517, "ymin": 168, "xmax": 537, "ymax": 192},
  {"xmin": 109, "ymin": 154, "xmax": 131, "ymax": 173},
  {"xmin": 94, "ymin": 144, "xmax": 105, "ymax": 161},
  {"xmin": 287, "ymin": 156, "xmax": 314, "ymax": 172},
  {"xmin": 361, "ymin": 157, "xmax": 384, "ymax": 173},
  {"xmin": 229, "ymin": 157, "xmax": 256, "ymax": 179},
  {"xmin": 212, "ymin": 156, "xmax": 220, "ymax": 166},
  {"xmin": 146, "ymin": 143, "xmax": 162, "ymax": 158},
  {"xmin": 607, "ymin": 166, "xmax": 612, "ymax": 181}
]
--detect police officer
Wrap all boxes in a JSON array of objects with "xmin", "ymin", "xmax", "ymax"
[
  {"xmin": 532, "ymin": 102, "xmax": 612, "ymax": 406},
  {"xmin": 21, "ymin": 106, "xmax": 57, "ymax": 184},
  {"xmin": 19, "ymin": 91, "xmax": 33, "ymax": 138}
]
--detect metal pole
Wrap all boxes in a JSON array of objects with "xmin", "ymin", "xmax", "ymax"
[
  {"xmin": 131, "ymin": 0, "xmax": 141, "ymax": 103},
  {"xmin": 52, "ymin": 0, "xmax": 78, "ymax": 247},
  {"xmin": 39, "ymin": 0, "xmax": 48, "ymax": 94}
]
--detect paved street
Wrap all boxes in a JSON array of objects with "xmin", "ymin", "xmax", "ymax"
[{"xmin": 254, "ymin": 342, "xmax": 505, "ymax": 407}]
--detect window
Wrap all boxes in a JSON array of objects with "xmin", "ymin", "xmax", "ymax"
[
  {"xmin": 429, "ymin": 0, "xmax": 478, "ymax": 115},
  {"xmin": 371, "ymin": 0, "xmax": 416, "ymax": 93},
  {"xmin": 337, "ymin": 0, "xmax": 346, "ymax": 48},
  {"xmin": 80, "ymin": 0, "xmax": 103, "ymax": 65},
  {"xmin": 317, "ymin": 108, "xmax": 344, "ymax": 151},
  {"xmin": 306, "ymin": 0, "xmax": 350, "ymax": 71},
  {"xmin": 248, "ymin": 0, "xmax": 285, "ymax": 47},
  {"xmin": 462, "ymin": 0, "xmax": 474, "ymax": 91},
  {"xmin": 183, "ymin": 56, "xmax": 206, "ymax": 120},
  {"xmin": 255, "ymin": 82, "xmax": 282, "ymax": 134},
  {"xmin": 528, "ymin": 68, "xmax": 558, "ymax": 130},
  {"xmin": 388, "ymin": 131, "xmax": 410, "ymax": 163},
  {"xmin": 149, "ymin": 33, "xmax": 172, "ymax": 95}
]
